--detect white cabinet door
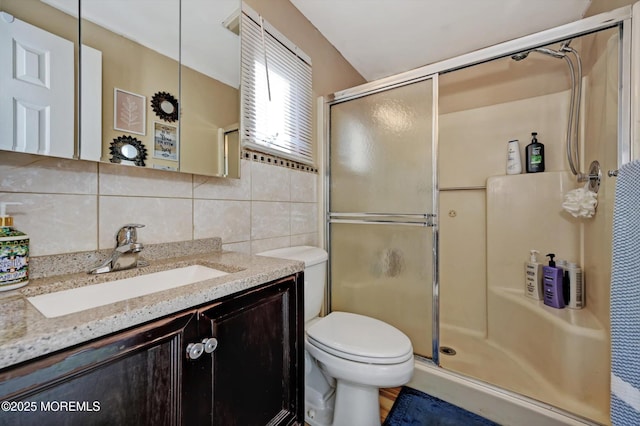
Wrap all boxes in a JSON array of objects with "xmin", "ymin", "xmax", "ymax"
[{"xmin": 0, "ymin": 11, "xmax": 74, "ymax": 158}]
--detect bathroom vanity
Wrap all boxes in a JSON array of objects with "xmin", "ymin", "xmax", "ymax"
[{"xmin": 0, "ymin": 241, "xmax": 304, "ymax": 425}]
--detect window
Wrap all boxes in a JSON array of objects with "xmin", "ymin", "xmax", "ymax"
[{"xmin": 240, "ymin": 5, "xmax": 313, "ymax": 165}]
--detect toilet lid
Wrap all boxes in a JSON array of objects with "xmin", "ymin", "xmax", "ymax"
[{"xmin": 306, "ymin": 312, "xmax": 413, "ymax": 364}]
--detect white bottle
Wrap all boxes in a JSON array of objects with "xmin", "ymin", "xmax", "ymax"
[
  {"xmin": 565, "ymin": 262, "xmax": 584, "ymax": 309},
  {"xmin": 555, "ymin": 259, "xmax": 568, "ymax": 306},
  {"xmin": 524, "ymin": 249, "xmax": 543, "ymax": 300},
  {"xmin": 506, "ymin": 140, "xmax": 522, "ymax": 175},
  {"xmin": 556, "ymin": 259, "xmax": 567, "ymax": 276}
]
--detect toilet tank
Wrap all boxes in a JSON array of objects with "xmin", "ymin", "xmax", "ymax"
[{"xmin": 256, "ymin": 246, "xmax": 328, "ymax": 323}]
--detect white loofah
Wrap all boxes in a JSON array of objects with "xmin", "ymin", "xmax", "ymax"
[{"xmin": 562, "ymin": 183, "xmax": 598, "ymax": 218}]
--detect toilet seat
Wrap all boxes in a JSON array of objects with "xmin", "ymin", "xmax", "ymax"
[{"xmin": 306, "ymin": 312, "xmax": 413, "ymax": 364}]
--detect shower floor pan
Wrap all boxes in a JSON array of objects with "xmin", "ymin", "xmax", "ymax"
[{"xmin": 438, "ymin": 326, "xmax": 607, "ymax": 425}]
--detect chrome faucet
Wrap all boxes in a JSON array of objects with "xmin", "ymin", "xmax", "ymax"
[{"xmin": 89, "ymin": 224, "xmax": 146, "ymax": 274}]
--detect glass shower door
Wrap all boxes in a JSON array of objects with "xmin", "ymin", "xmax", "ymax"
[{"xmin": 328, "ymin": 77, "xmax": 437, "ymax": 359}]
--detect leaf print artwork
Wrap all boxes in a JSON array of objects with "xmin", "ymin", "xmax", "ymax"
[
  {"xmin": 114, "ymin": 89, "xmax": 146, "ymax": 135},
  {"xmin": 120, "ymin": 96, "xmax": 141, "ymax": 128}
]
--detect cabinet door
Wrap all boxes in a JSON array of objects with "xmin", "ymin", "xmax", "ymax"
[
  {"xmin": 0, "ymin": 11, "xmax": 75, "ymax": 158},
  {"xmin": 0, "ymin": 312, "xmax": 198, "ymax": 426},
  {"xmin": 196, "ymin": 274, "xmax": 304, "ymax": 425}
]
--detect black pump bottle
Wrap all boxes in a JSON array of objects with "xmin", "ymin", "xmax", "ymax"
[{"xmin": 526, "ymin": 132, "xmax": 545, "ymax": 173}]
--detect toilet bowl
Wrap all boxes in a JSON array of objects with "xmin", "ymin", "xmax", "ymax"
[
  {"xmin": 257, "ymin": 246, "xmax": 414, "ymax": 426},
  {"xmin": 306, "ymin": 311, "xmax": 414, "ymax": 425}
]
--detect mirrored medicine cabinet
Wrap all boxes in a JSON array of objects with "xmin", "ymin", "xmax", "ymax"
[{"xmin": 0, "ymin": 0, "xmax": 241, "ymax": 178}]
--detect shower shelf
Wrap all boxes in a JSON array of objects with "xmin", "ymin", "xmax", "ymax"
[{"xmin": 492, "ymin": 287, "xmax": 605, "ymax": 334}]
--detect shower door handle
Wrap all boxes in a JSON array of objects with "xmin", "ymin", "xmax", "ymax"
[{"xmin": 328, "ymin": 212, "xmax": 436, "ymax": 227}]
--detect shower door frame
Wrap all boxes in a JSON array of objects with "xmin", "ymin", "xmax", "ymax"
[
  {"xmin": 323, "ymin": 5, "xmax": 633, "ymax": 365},
  {"xmin": 325, "ymin": 74, "xmax": 441, "ymax": 363}
]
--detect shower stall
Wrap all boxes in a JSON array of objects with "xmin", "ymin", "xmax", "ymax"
[{"xmin": 324, "ymin": 6, "xmax": 635, "ymax": 425}]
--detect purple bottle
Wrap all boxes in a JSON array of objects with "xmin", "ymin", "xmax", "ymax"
[{"xmin": 543, "ymin": 253, "xmax": 565, "ymax": 309}]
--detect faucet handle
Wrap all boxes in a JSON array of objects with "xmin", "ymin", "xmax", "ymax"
[{"xmin": 116, "ymin": 224, "xmax": 145, "ymax": 246}]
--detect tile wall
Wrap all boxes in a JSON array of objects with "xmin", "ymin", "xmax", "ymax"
[{"xmin": 0, "ymin": 151, "xmax": 319, "ymax": 257}]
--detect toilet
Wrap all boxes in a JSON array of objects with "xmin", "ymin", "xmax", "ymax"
[{"xmin": 257, "ymin": 246, "xmax": 414, "ymax": 426}]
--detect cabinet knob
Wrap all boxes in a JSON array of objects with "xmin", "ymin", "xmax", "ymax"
[
  {"xmin": 202, "ymin": 337, "xmax": 218, "ymax": 353},
  {"xmin": 186, "ymin": 342, "xmax": 205, "ymax": 359}
]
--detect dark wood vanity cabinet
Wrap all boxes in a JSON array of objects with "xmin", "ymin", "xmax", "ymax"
[
  {"xmin": 0, "ymin": 311, "xmax": 197, "ymax": 426},
  {"xmin": 186, "ymin": 274, "xmax": 304, "ymax": 425},
  {"xmin": 0, "ymin": 273, "xmax": 303, "ymax": 426}
]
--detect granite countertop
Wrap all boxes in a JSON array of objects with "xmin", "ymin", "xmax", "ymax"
[{"xmin": 0, "ymin": 239, "xmax": 304, "ymax": 370}]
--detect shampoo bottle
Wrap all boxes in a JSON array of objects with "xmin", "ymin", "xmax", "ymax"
[
  {"xmin": 0, "ymin": 202, "xmax": 29, "ymax": 291},
  {"xmin": 525, "ymin": 132, "xmax": 545, "ymax": 173},
  {"xmin": 566, "ymin": 262, "xmax": 584, "ymax": 309},
  {"xmin": 524, "ymin": 249, "xmax": 543, "ymax": 300},
  {"xmin": 506, "ymin": 140, "xmax": 522, "ymax": 175},
  {"xmin": 543, "ymin": 253, "xmax": 564, "ymax": 309}
]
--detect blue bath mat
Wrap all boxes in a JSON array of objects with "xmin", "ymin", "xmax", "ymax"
[{"xmin": 383, "ymin": 386, "xmax": 500, "ymax": 426}]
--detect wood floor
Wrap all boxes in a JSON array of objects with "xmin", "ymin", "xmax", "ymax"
[{"xmin": 379, "ymin": 387, "xmax": 402, "ymax": 423}]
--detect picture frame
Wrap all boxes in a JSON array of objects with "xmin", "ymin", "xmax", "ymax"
[
  {"xmin": 113, "ymin": 88, "xmax": 146, "ymax": 135},
  {"xmin": 153, "ymin": 122, "xmax": 179, "ymax": 161}
]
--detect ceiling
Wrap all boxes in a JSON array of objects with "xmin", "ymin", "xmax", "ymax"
[{"xmin": 290, "ymin": 0, "xmax": 593, "ymax": 82}]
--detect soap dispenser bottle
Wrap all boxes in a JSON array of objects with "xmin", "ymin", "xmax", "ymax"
[
  {"xmin": 524, "ymin": 249, "xmax": 543, "ymax": 300},
  {"xmin": 525, "ymin": 132, "xmax": 545, "ymax": 173},
  {"xmin": 543, "ymin": 253, "xmax": 564, "ymax": 309},
  {"xmin": 0, "ymin": 202, "xmax": 29, "ymax": 291}
]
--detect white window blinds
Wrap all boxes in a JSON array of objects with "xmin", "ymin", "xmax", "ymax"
[{"xmin": 240, "ymin": 6, "xmax": 314, "ymax": 165}]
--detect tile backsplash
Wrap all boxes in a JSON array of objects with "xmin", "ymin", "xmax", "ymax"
[{"xmin": 0, "ymin": 152, "xmax": 319, "ymax": 257}]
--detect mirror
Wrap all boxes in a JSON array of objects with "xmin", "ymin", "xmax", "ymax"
[
  {"xmin": 109, "ymin": 135, "xmax": 147, "ymax": 167},
  {"xmin": 76, "ymin": 0, "xmax": 182, "ymax": 172},
  {"xmin": 0, "ymin": 0, "xmax": 241, "ymax": 178},
  {"xmin": 0, "ymin": 0, "xmax": 79, "ymax": 159},
  {"xmin": 151, "ymin": 91, "xmax": 179, "ymax": 122},
  {"xmin": 178, "ymin": 0, "xmax": 240, "ymax": 176},
  {"xmin": 78, "ymin": 0, "xmax": 241, "ymax": 177}
]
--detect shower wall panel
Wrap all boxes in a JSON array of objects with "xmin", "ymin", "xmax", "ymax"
[
  {"xmin": 485, "ymin": 171, "xmax": 608, "ymax": 422},
  {"xmin": 438, "ymin": 190, "xmax": 486, "ymax": 337},
  {"xmin": 438, "ymin": 90, "xmax": 576, "ymax": 339},
  {"xmin": 486, "ymin": 172, "xmax": 581, "ymax": 293},
  {"xmin": 439, "ymin": 91, "xmax": 571, "ymax": 189}
]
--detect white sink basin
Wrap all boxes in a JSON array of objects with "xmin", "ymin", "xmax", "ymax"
[{"xmin": 28, "ymin": 265, "xmax": 228, "ymax": 318}]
